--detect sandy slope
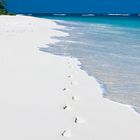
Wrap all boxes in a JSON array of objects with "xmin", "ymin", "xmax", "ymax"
[{"xmin": 0, "ymin": 15, "xmax": 140, "ymax": 140}]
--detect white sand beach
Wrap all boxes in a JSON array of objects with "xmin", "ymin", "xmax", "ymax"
[{"xmin": 0, "ymin": 15, "xmax": 140, "ymax": 140}]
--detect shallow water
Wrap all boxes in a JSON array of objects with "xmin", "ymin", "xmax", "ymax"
[{"xmin": 39, "ymin": 16, "xmax": 140, "ymax": 112}]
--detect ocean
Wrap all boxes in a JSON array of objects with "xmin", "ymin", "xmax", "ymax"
[{"xmin": 37, "ymin": 15, "xmax": 140, "ymax": 112}]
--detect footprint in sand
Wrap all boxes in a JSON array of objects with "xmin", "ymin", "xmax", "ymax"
[
  {"xmin": 70, "ymin": 81, "xmax": 78, "ymax": 86},
  {"xmin": 63, "ymin": 104, "xmax": 72, "ymax": 110},
  {"xmin": 67, "ymin": 75, "xmax": 73, "ymax": 79},
  {"xmin": 72, "ymin": 96, "xmax": 79, "ymax": 101},
  {"xmin": 62, "ymin": 88, "xmax": 69, "ymax": 92},
  {"xmin": 74, "ymin": 117, "xmax": 86, "ymax": 124},
  {"xmin": 61, "ymin": 130, "xmax": 72, "ymax": 138}
]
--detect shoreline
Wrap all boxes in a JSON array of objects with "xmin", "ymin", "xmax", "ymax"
[
  {"xmin": 0, "ymin": 15, "xmax": 140, "ymax": 140},
  {"xmin": 44, "ymin": 18, "xmax": 140, "ymax": 113}
]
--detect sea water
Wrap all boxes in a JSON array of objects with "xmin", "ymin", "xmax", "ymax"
[{"xmin": 39, "ymin": 16, "xmax": 140, "ymax": 112}]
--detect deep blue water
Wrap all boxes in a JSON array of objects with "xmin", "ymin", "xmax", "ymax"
[{"xmin": 38, "ymin": 16, "xmax": 140, "ymax": 112}]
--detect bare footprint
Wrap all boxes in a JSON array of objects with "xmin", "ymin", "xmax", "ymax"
[
  {"xmin": 61, "ymin": 130, "xmax": 72, "ymax": 138},
  {"xmin": 74, "ymin": 117, "xmax": 86, "ymax": 124},
  {"xmin": 72, "ymin": 96, "xmax": 79, "ymax": 101},
  {"xmin": 70, "ymin": 81, "xmax": 78, "ymax": 86},
  {"xmin": 63, "ymin": 104, "xmax": 72, "ymax": 110},
  {"xmin": 63, "ymin": 88, "xmax": 69, "ymax": 92},
  {"xmin": 67, "ymin": 75, "xmax": 73, "ymax": 78}
]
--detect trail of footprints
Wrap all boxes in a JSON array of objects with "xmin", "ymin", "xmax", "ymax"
[{"xmin": 61, "ymin": 59, "xmax": 86, "ymax": 138}]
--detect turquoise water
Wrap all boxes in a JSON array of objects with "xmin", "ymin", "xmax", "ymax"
[
  {"xmin": 40, "ymin": 16, "xmax": 140, "ymax": 28},
  {"xmin": 39, "ymin": 16, "xmax": 140, "ymax": 112}
]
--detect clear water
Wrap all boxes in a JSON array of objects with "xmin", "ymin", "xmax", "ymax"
[{"xmin": 39, "ymin": 16, "xmax": 140, "ymax": 112}]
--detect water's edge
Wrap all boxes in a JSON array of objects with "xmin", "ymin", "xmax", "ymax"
[{"xmin": 39, "ymin": 17, "xmax": 140, "ymax": 113}]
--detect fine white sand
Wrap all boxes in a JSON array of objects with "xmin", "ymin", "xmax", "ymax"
[{"xmin": 0, "ymin": 15, "xmax": 140, "ymax": 140}]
